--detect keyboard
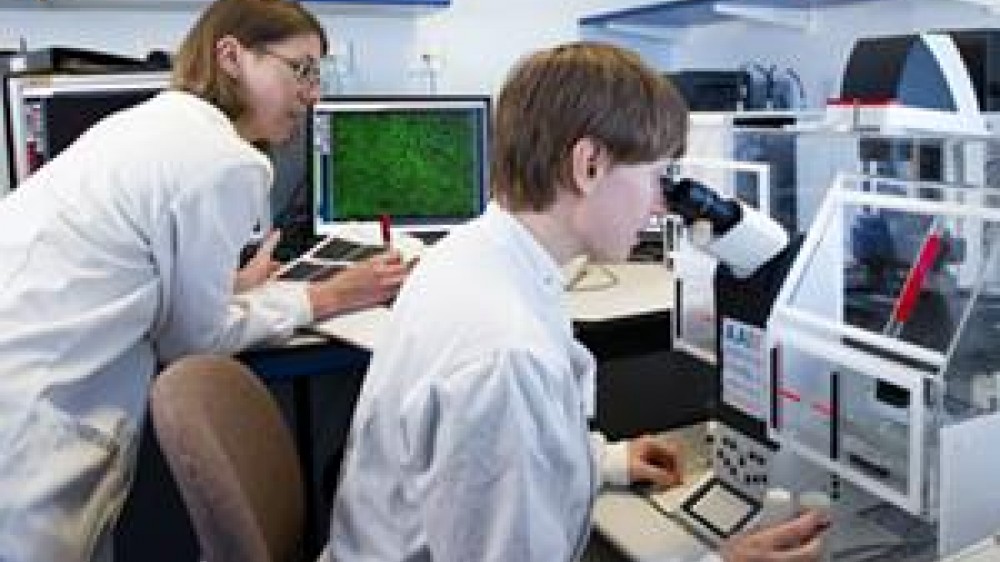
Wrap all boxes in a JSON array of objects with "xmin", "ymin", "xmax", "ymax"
[
  {"xmin": 275, "ymin": 235, "xmax": 385, "ymax": 281},
  {"xmin": 312, "ymin": 237, "xmax": 383, "ymax": 261}
]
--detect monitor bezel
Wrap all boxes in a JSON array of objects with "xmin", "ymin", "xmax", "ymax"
[
  {"xmin": 3, "ymin": 70, "xmax": 168, "ymax": 192},
  {"xmin": 308, "ymin": 94, "xmax": 491, "ymax": 236}
]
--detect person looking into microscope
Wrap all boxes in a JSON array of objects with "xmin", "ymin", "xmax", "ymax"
[{"xmin": 322, "ymin": 41, "xmax": 828, "ymax": 562}]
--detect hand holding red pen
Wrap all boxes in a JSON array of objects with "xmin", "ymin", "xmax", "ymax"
[
  {"xmin": 234, "ymin": 229, "xmax": 282, "ymax": 293},
  {"xmin": 380, "ymin": 213, "xmax": 392, "ymax": 249},
  {"xmin": 305, "ymin": 214, "xmax": 416, "ymax": 318},
  {"xmin": 306, "ymin": 249, "xmax": 411, "ymax": 319}
]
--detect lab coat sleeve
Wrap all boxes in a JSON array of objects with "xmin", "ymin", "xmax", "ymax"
[
  {"xmin": 589, "ymin": 431, "xmax": 631, "ymax": 487},
  {"xmin": 410, "ymin": 349, "xmax": 590, "ymax": 562},
  {"xmin": 154, "ymin": 161, "xmax": 312, "ymax": 361}
]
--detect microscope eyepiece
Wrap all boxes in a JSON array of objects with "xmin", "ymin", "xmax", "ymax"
[
  {"xmin": 660, "ymin": 177, "xmax": 742, "ymax": 234},
  {"xmin": 659, "ymin": 176, "xmax": 789, "ymax": 278}
]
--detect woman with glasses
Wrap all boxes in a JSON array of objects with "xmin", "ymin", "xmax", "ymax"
[{"xmin": 0, "ymin": 0, "xmax": 408, "ymax": 560}]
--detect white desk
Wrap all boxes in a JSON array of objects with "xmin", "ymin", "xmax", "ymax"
[
  {"xmin": 592, "ymin": 424, "xmax": 716, "ymax": 562},
  {"xmin": 594, "ymin": 424, "xmax": 941, "ymax": 562},
  {"xmin": 311, "ymin": 262, "xmax": 674, "ymax": 350},
  {"xmin": 567, "ymin": 263, "xmax": 673, "ymax": 322}
]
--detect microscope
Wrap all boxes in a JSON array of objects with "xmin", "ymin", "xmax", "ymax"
[
  {"xmin": 647, "ymin": 172, "xmax": 1000, "ymax": 561},
  {"xmin": 659, "ymin": 178, "xmax": 817, "ymax": 549},
  {"xmin": 619, "ymin": 31, "xmax": 1000, "ymax": 562},
  {"xmin": 661, "ymin": 177, "xmax": 789, "ymax": 279}
]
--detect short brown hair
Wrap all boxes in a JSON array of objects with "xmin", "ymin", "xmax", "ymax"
[
  {"xmin": 171, "ymin": 0, "xmax": 328, "ymax": 120},
  {"xmin": 491, "ymin": 41, "xmax": 688, "ymax": 212}
]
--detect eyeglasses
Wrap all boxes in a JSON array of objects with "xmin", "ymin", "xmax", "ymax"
[{"xmin": 259, "ymin": 48, "xmax": 321, "ymax": 87}]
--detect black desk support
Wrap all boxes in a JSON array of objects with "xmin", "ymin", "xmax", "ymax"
[{"xmin": 577, "ymin": 309, "xmax": 714, "ymax": 440}]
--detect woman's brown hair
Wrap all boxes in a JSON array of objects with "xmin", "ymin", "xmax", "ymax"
[{"xmin": 171, "ymin": 0, "xmax": 328, "ymax": 120}]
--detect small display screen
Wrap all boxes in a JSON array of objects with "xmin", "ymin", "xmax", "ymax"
[{"xmin": 682, "ymin": 479, "xmax": 759, "ymax": 538}]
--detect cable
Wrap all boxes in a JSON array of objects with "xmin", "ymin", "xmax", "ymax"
[
  {"xmin": 782, "ymin": 67, "xmax": 807, "ymax": 109},
  {"xmin": 567, "ymin": 264, "xmax": 620, "ymax": 292}
]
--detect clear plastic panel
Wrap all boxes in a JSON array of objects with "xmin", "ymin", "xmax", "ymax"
[
  {"xmin": 842, "ymin": 188, "xmax": 966, "ymax": 354},
  {"xmin": 940, "ymin": 225, "xmax": 1000, "ymax": 421},
  {"xmin": 686, "ymin": 114, "xmax": 998, "ymax": 236},
  {"xmin": 775, "ymin": 338, "xmax": 921, "ymax": 506},
  {"xmin": 784, "ymin": 177, "xmax": 982, "ymax": 357},
  {"xmin": 768, "ymin": 135, "xmax": 1000, "ymax": 514}
]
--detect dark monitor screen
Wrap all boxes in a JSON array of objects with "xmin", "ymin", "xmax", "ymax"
[
  {"xmin": 43, "ymin": 91, "xmax": 159, "ymax": 157},
  {"xmin": 4, "ymin": 71, "xmax": 167, "ymax": 188},
  {"xmin": 309, "ymin": 95, "xmax": 490, "ymax": 234}
]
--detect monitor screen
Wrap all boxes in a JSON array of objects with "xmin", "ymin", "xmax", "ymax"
[
  {"xmin": 3, "ymin": 71, "xmax": 168, "ymax": 190},
  {"xmin": 309, "ymin": 96, "xmax": 490, "ymax": 235}
]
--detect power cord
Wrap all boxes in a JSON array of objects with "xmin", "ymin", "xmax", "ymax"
[{"xmin": 567, "ymin": 263, "xmax": 620, "ymax": 292}]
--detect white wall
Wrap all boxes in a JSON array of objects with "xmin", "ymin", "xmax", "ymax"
[
  {"xmin": 3, "ymin": 8, "xmax": 417, "ymax": 92},
  {"xmin": 4, "ymin": 0, "xmax": 640, "ymax": 96},
  {"xmin": 589, "ymin": 0, "xmax": 1000, "ymax": 108},
  {"xmin": 412, "ymin": 0, "xmax": 658, "ymax": 95},
  {"xmin": 10, "ymin": 0, "xmax": 1000, "ymax": 103}
]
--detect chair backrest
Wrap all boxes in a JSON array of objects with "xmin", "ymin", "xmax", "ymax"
[{"xmin": 151, "ymin": 354, "xmax": 305, "ymax": 562}]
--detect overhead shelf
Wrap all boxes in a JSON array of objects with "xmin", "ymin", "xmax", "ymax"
[
  {"xmin": 0, "ymin": 0, "xmax": 449, "ymax": 13},
  {"xmin": 950, "ymin": 0, "xmax": 1000, "ymax": 12},
  {"xmin": 579, "ymin": 0, "xmax": 875, "ymax": 34}
]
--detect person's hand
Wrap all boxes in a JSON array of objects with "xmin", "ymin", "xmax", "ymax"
[
  {"xmin": 307, "ymin": 250, "xmax": 412, "ymax": 319},
  {"xmin": 627, "ymin": 434, "xmax": 684, "ymax": 488},
  {"xmin": 234, "ymin": 230, "xmax": 282, "ymax": 293},
  {"xmin": 720, "ymin": 511, "xmax": 829, "ymax": 562}
]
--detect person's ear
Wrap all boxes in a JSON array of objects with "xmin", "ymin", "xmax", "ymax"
[
  {"xmin": 571, "ymin": 137, "xmax": 607, "ymax": 196},
  {"xmin": 215, "ymin": 35, "xmax": 243, "ymax": 78}
]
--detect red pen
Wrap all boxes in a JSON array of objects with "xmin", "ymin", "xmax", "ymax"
[{"xmin": 379, "ymin": 213, "xmax": 392, "ymax": 249}]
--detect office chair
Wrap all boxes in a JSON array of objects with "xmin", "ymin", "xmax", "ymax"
[{"xmin": 150, "ymin": 355, "xmax": 305, "ymax": 562}]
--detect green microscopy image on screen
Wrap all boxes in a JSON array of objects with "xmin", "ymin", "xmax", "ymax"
[{"xmin": 325, "ymin": 111, "xmax": 479, "ymax": 219}]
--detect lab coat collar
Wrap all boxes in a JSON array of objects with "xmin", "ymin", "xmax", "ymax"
[
  {"xmin": 480, "ymin": 202, "xmax": 566, "ymax": 301},
  {"xmin": 156, "ymin": 90, "xmax": 273, "ymax": 186},
  {"xmin": 158, "ymin": 90, "xmax": 243, "ymax": 144},
  {"xmin": 478, "ymin": 202, "xmax": 597, "ymax": 417}
]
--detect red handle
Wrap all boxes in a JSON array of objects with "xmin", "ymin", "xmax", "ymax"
[{"xmin": 891, "ymin": 231, "xmax": 942, "ymax": 325}]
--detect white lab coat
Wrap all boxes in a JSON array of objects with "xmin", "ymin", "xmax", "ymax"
[
  {"xmin": 324, "ymin": 203, "xmax": 632, "ymax": 562},
  {"xmin": 0, "ymin": 91, "xmax": 311, "ymax": 562}
]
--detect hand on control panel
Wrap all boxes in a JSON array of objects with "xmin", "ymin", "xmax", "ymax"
[
  {"xmin": 627, "ymin": 434, "xmax": 685, "ymax": 489},
  {"xmin": 720, "ymin": 510, "xmax": 830, "ymax": 562},
  {"xmin": 235, "ymin": 230, "xmax": 283, "ymax": 293}
]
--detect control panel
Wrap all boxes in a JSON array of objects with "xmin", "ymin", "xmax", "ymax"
[{"xmin": 709, "ymin": 423, "xmax": 775, "ymax": 501}]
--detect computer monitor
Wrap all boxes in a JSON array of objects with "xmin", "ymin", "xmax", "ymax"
[
  {"xmin": 309, "ymin": 95, "xmax": 490, "ymax": 235},
  {"xmin": 2, "ymin": 71, "xmax": 168, "ymax": 193}
]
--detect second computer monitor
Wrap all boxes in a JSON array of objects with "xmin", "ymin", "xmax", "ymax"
[{"xmin": 309, "ymin": 95, "xmax": 490, "ymax": 235}]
